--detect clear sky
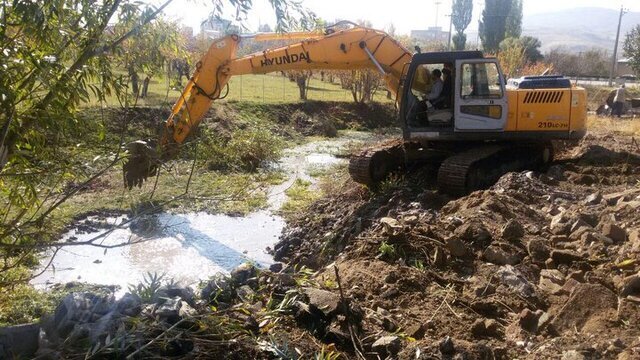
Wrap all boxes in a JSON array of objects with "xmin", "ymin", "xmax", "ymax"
[{"xmin": 161, "ymin": 0, "xmax": 640, "ymax": 36}]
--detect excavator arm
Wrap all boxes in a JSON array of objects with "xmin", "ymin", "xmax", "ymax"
[{"xmin": 123, "ymin": 24, "xmax": 412, "ymax": 188}]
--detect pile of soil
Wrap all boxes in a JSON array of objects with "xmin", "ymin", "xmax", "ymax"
[{"xmin": 273, "ymin": 130, "xmax": 640, "ymax": 359}]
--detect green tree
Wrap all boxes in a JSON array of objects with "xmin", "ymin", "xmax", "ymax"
[
  {"xmin": 452, "ymin": 0, "xmax": 473, "ymax": 50},
  {"xmin": 0, "ymin": 0, "xmax": 314, "ymax": 287},
  {"xmin": 506, "ymin": 0, "xmax": 523, "ymax": 38},
  {"xmin": 479, "ymin": 0, "xmax": 513, "ymax": 53},
  {"xmin": 500, "ymin": 36, "xmax": 543, "ymax": 64},
  {"xmin": 623, "ymin": 25, "xmax": 640, "ymax": 75}
]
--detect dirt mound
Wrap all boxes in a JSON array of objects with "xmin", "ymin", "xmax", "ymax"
[{"xmin": 273, "ymin": 131, "xmax": 640, "ymax": 358}]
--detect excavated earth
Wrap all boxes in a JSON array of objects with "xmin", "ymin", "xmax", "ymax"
[{"xmin": 272, "ymin": 129, "xmax": 640, "ymax": 359}]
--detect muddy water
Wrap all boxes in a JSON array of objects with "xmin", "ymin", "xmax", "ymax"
[{"xmin": 32, "ymin": 131, "xmax": 387, "ymax": 292}]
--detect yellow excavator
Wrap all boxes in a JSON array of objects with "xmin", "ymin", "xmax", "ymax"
[{"xmin": 123, "ymin": 22, "xmax": 587, "ymax": 195}]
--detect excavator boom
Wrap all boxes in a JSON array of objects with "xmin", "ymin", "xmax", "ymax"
[{"xmin": 124, "ymin": 24, "xmax": 411, "ymax": 188}]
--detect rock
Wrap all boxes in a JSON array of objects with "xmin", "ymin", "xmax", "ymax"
[
  {"xmin": 269, "ymin": 262, "xmax": 284, "ymax": 273},
  {"xmin": 584, "ymin": 192, "xmax": 602, "ymax": 205},
  {"xmin": 617, "ymin": 298, "xmax": 640, "ymax": 324},
  {"xmin": 602, "ymin": 224, "xmax": 626, "ymax": 243},
  {"xmin": 303, "ymin": 288, "xmax": 341, "ymax": 319},
  {"xmin": 537, "ymin": 311, "xmax": 552, "ymax": 331},
  {"xmin": 496, "ymin": 265, "xmax": 536, "ymax": 298},
  {"xmin": 519, "ymin": 309, "xmax": 539, "ymax": 332},
  {"xmin": 570, "ymin": 219, "xmax": 590, "ymax": 233},
  {"xmin": 581, "ymin": 231, "xmax": 613, "ymax": 245},
  {"xmin": 562, "ymin": 350, "xmax": 586, "ymax": 360},
  {"xmin": 470, "ymin": 319, "xmax": 486, "ymax": 338},
  {"xmin": 619, "ymin": 273, "xmax": 640, "ymax": 297},
  {"xmin": 52, "ymin": 292, "xmax": 115, "ymax": 338},
  {"xmin": 454, "ymin": 221, "xmax": 492, "ymax": 246},
  {"xmin": 482, "ymin": 243, "xmax": 524, "ymax": 265},
  {"xmin": 551, "ymin": 249, "xmax": 584, "ymax": 265},
  {"xmin": 406, "ymin": 323, "xmax": 426, "ymax": 339},
  {"xmin": 527, "ymin": 239, "xmax": 550, "ymax": 263},
  {"xmin": 550, "ymin": 283, "xmax": 617, "ymax": 334},
  {"xmin": 569, "ymin": 226, "xmax": 592, "ymax": 241},
  {"xmin": 446, "ymin": 236, "xmax": 468, "ymax": 257},
  {"xmin": 439, "ymin": 336, "xmax": 455, "ymax": 355},
  {"xmin": 116, "ymin": 293, "xmax": 142, "ymax": 317},
  {"xmin": 550, "ymin": 235, "xmax": 569, "ymax": 244},
  {"xmin": 470, "ymin": 318, "xmax": 500, "ymax": 338},
  {"xmin": 230, "ymin": 263, "xmax": 258, "ymax": 286},
  {"xmin": 502, "ymin": 219, "xmax": 525, "ymax": 240},
  {"xmin": 236, "ymin": 285, "xmax": 256, "ymax": 302},
  {"xmin": 539, "ymin": 269, "xmax": 565, "ymax": 294},
  {"xmin": 0, "ymin": 324, "xmax": 40, "ymax": 359},
  {"xmin": 547, "ymin": 164, "xmax": 566, "ymax": 180},
  {"xmin": 154, "ymin": 285, "xmax": 195, "ymax": 306},
  {"xmin": 293, "ymin": 301, "xmax": 324, "ymax": 329},
  {"xmin": 371, "ymin": 336, "xmax": 401, "ymax": 357},
  {"xmin": 155, "ymin": 297, "xmax": 182, "ymax": 324}
]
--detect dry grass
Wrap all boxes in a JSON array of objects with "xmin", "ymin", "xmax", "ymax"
[{"xmin": 587, "ymin": 115, "xmax": 640, "ymax": 136}]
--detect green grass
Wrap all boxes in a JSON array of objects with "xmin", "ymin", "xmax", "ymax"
[
  {"xmin": 87, "ymin": 73, "xmax": 394, "ymax": 108},
  {"xmin": 278, "ymin": 178, "xmax": 321, "ymax": 220}
]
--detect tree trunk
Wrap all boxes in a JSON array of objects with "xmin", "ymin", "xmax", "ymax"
[
  {"xmin": 129, "ymin": 66, "xmax": 139, "ymax": 97},
  {"xmin": 141, "ymin": 76, "xmax": 151, "ymax": 98},
  {"xmin": 296, "ymin": 74, "xmax": 308, "ymax": 100}
]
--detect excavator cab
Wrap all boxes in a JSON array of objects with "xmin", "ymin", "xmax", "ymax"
[{"xmin": 401, "ymin": 51, "xmax": 508, "ymax": 140}]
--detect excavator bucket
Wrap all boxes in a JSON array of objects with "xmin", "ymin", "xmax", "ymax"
[{"xmin": 123, "ymin": 140, "xmax": 160, "ymax": 189}]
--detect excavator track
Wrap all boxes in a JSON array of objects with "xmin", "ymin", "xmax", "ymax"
[
  {"xmin": 348, "ymin": 140, "xmax": 406, "ymax": 186},
  {"xmin": 437, "ymin": 142, "xmax": 554, "ymax": 196}
]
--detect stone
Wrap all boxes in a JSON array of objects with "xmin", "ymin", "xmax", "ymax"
[
  {"xmin": 405, "ymin": 323, "xmax": 426, "ymax": 339},
  {"xmin": 619, "ymin": 273, "xmax": 640, "ymax": 297},
  {"xmin": 482, "ymin": 243, "xmax": 524, "ymax": 265},
  {"xmin": 269, "ymin": 262, "xmax": 284, "ymax": 273},
  {"xmin": 230, "ymin": 263, "xmax": 258, "ymax": 286},
  {"xmin": 550, "ymin": 214, "xmax": 571, "ymax": 235},
  {"xmin": 116, "ymin": 293, "xmax": 142, "ymax": 317},
  {"xmin": 569, "ymin": 226, "xmax": 592, "ymax": 241},
  {"xmin": 562, "ymin": 350, "xmax": 586, "ymax": 360},
  {"xmin": 454, "ymin": 221, "xmax": 492, "ymax": 246},
  {"xmin": 496, "ymin": 265, "xmax": 536, "ymax": 298},
  {"xmin": 446, "ymin": 237, "xmax": 468, "ymax": 257},
  {"xmin": 581, "ymin": 231, "xmax": 613, "ymax": 245},
  {"xmin": 602, "ymin": 224, "xmax": 627, "ymax": 243},
  {"xmin": 371, "ymin": 336, "xmax": 401, "ymax": 357},
  {"xmin": 617, "ymin": 298, "xmax": 640, "ymax": 324},
  {"xmin": 384, "ymin": 272, "xmax": 398, "ymax": 284},
  {"xmin": 502, "ymin": 219, "xmax": 525, "ymax": 240},
  {"xmin": 584, "ymin": 193, "xmax": 602, "ymax": 205},
  {"xmin": 236, "ymin": 285, "xmax": 256, "ymax": 302},
  {"xmin": 439, "ymin": 336, "xmax": 455, "ymax": 355},
  {"xmin": 527, "ymin": 239, "xmax": 550, "ymax": 263},
  {"xmin": 0, "ymin": 324, "xmax": 40, "ymax": 359},
  {"xmin": 519, "ymin": 309, "xmax": 539, "ymax": 332},
  {"xmin": 550, "ymin": 283, "xmax": 617, "ymax": 334},
  {"xmin": 484, "ymin": 319, "xmax": 500, "ymax": 337},
  {"xmin": 470, "ymin": 319, "xmax": 486, "ymax": 338},
  {"xmin": 551, "ymin": 250, "xmax": 584, "ymax": 265},
  {"xmin": 155, "ymin": 297, "xmax": 182, "ymax": 324},
  {"xmin": 303, "ymin": 288, "xmax": 341, "ymax": 319},
  {"xmin": 154, "ymin": 285, "xmax": 195, "ymax": 306},
  {"xmin": 52, "ymin": 292, "xmax": 115, "ymax": 338},
  {"xmin": 539, "ymin": 269, "xmax": 565, "ymax": 294},
  {"xmin": 550, "ymin": 235, "xmax": 569, "ymax": 244}
]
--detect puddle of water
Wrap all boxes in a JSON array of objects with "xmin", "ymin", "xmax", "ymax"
[{"xmin": 32, "ymin": 130, "xmax": 389, "ymax": 292}]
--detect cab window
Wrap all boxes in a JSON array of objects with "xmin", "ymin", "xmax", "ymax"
[{"xmin": 460, "ymin": 62, "xmax": 502, "ymax": 99}]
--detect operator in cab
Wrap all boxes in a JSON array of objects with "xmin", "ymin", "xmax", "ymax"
[{"xmin": 426, "ymin": 69, "xmax": 444, "ymax": 103}]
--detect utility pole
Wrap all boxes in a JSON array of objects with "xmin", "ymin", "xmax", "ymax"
[
  {"xmin": 609, "ymin": 5, "xmax": 628, "ymax": 86},
  {"xmin": 435, "ymin": 1, "xmax": 442, "ymax": 28}
]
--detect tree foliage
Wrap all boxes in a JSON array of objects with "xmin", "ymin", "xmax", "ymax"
[
  {"xmin": 623, "ymin": 25, "xmax": 640, "ymax": 75},
  {"xmin": 451, "ymin": 0, "xmax": 473, "ymax": 50},
  {"xmin": 0, "ymin": 0, "xmax": 314, "ymax": 287},
  {"xmin": 546, "ymin": 47, "xmax": 609, "ymax": 77},
  {"xmin": 479, "ymin": 0, "xmax": 512, "ymax": 53},
  {"xmin": 505, "ymin": 0, "xmax": 523, "ymax": 38},
  {"xmin": 500, "ymin": 36, "xmax": 543, "ymax": 64}
]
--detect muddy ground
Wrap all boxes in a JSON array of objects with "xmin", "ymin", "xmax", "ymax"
[{"xmin": 270, "ymin": 126, "xmax": 640, "ymax": 359}]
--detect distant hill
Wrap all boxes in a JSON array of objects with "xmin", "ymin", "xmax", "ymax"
[{"xmin": 523, "ymin": 7, "xmax": 640, "ymax": 53}]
